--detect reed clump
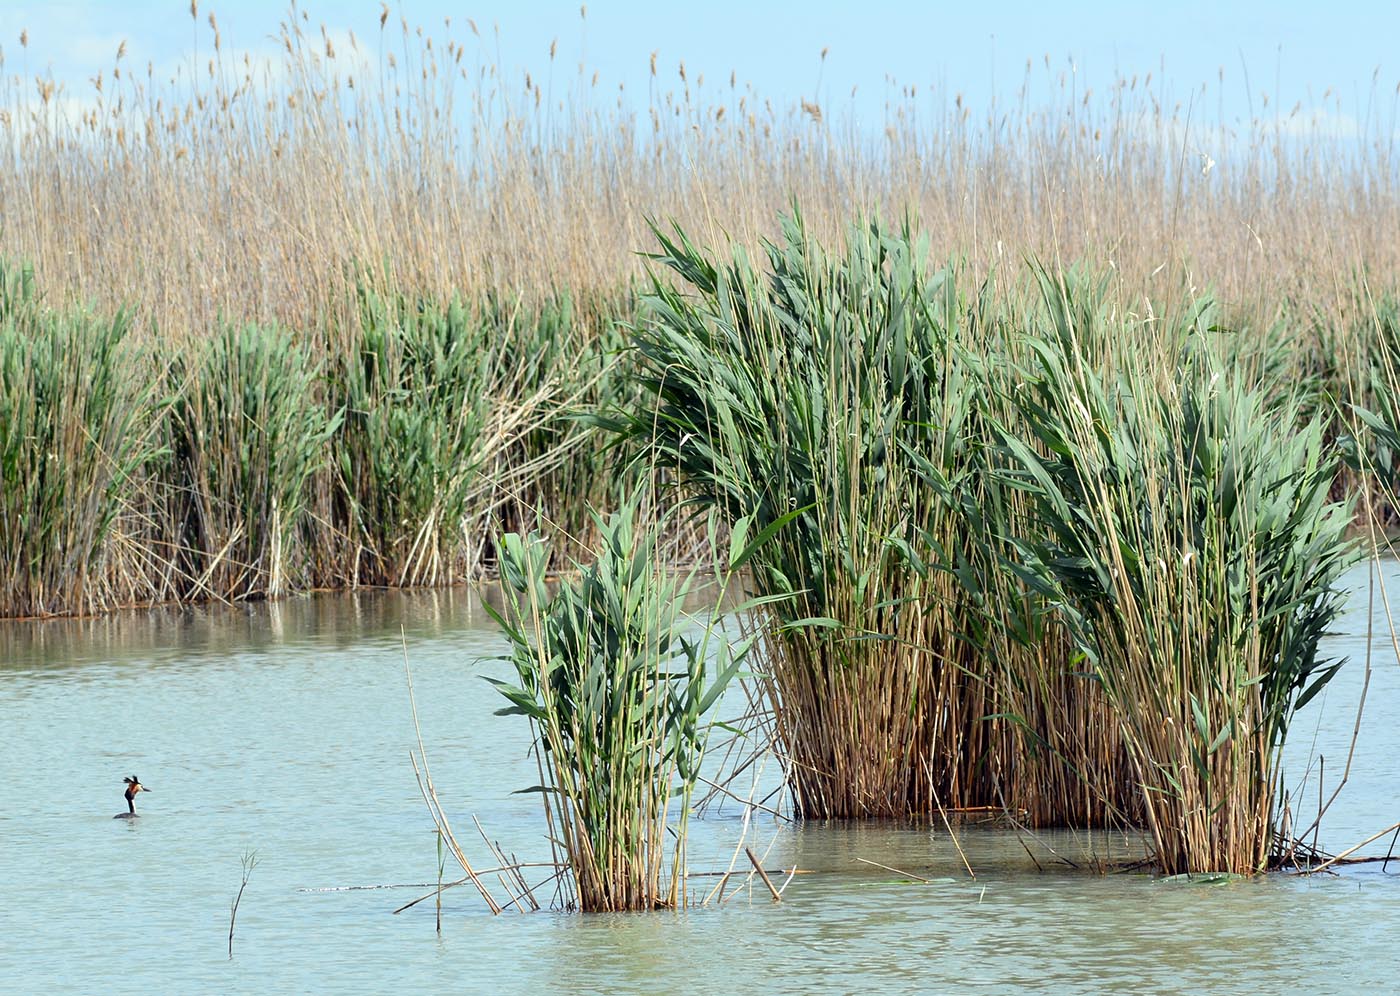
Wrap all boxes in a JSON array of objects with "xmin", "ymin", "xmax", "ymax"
[
  {"xmin": 0, "ymin": 258, "xmax": 627, "ymax": 615},
  {"xmin": 0, "ymin": 260, "xmax": 159, "ymax": 617},
  {"xmin": 1001, "ymin": 271, "xmax": 1357, "ymax": 873},
  {"xmin": 617, "ymin": 214, "xmax": 1142, "ymax": 825},
  {"xmin": 166, "ymin": 320, "xmax": 338, "ymax": 601},
  {"xmin": 488, "ymin": 495, "xmax": 751, "ymax": 911},
  {"xmin": 619, "ymin": 213, "xmax": 970, "ymax": 818},
  {"xmin": 1344, "ymin": 295, "xmax": 1400, "ymax": 507},
  {"xmin": 476, "ymin": 291, "xmax": 639, "ymax": 562}
]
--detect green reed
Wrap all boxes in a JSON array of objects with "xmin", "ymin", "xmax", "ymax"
[
  {"xmin": 482, "ymin": 290, "xmax": 639, "ymax": 564},
  {"xmin": 0, "ymin": 259, "xmax": 159, "ymax": 616},
  {"xmin": 325, "ymin": 287, "xmax": 584, "ymax": 587},
  {"xmin": 488, "ymin": 494, "xmax": 754, "ymax": 911},
  {"xmin": 1000, "ymin": 270, "xmax": 1356, "ymax": 873},
  {"xmin": 166, "ymin": 321, "xmax": 338, "ymax": 601},
  {"xmin": 609, "ymin": 212, "xmax": 1012, "ymax": 817}
]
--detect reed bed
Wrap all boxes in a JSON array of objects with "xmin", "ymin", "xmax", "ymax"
[
  {"xmin": 615, "ymin": 213, "xmax": 1358, "ymax": 871},
  {"xmin": 0, "ymin": 6, "xmax": 1390, "ymax": 876},
  {"xmin": 1, "ymin": 8, "xmax": 1397, "ymax": 336},
  {"xmin": 1, "ymin": 6, "xmax": 1397, "ymax": 618},
  {"xmin": 0, "ymin": 272, "xmax": 617, "ymax": 616}
]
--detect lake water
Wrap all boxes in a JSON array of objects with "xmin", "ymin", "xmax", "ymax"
[{"xmin": 2, "ymin": 562, "xmax": 1398, "ymax": 994}]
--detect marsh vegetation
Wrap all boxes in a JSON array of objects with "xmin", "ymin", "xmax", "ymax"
[{"xmin": 4, "ymin": 6, "xmax": 1400, "ymax": 885}]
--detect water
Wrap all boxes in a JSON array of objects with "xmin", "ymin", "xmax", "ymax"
[{"xmin": 2, "ymin": 563, "xmax": 1398, "ymax": 995}]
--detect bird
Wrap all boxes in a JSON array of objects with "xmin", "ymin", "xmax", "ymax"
[{"xmin": 114, "ymin": 775, "xmax": 151, "ymax": 819}]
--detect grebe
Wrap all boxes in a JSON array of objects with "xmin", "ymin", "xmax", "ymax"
[{"xmin": 114, "ymin": 775, "xmax": 151, "ymax": 819}]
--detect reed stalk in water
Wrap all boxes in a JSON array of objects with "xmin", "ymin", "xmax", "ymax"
[
  {"xmin": 487, "ymin": 493, "xmax": 759, "ymax": 911},
  {"xmin": 1000, "ymin": 269, "xmax": 1356, "ymax": 873}
]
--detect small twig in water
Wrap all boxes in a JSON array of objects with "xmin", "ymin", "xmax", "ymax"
[
  {"xmin": 854, "ymin": 856, "xmax": 931, "ymax": 884},
  {"xmin": 435, "ymin": 829, "xmax": 445, "ymax": 933},
  {"xmin": 229, "ymin": 849, "xmax": 259, "ymax": 960},
  {"xmin": 1303, "ymin": 821, "xmax": 1400, "ymax": 875}
]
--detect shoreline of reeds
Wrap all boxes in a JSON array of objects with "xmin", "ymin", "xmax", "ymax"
[
  {"xmin": 2, "ymin": 7, "xmax": 1398, "ymax": 616},
  {"xmin": 5, "ymin": 251, "xmax": 1398, "ymax": 620}
]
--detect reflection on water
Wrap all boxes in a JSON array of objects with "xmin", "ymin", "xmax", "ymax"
[
  {"xmin": 1, "ymin": 563, "xmax": 1398, "ymax": 994},
  {"xmin": 0, "ymin": 585, "xmax": 493, "ymax": 672}
]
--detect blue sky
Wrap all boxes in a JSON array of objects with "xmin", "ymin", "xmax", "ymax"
[{"xmin": 2, "ymin": 1, "xmax": 1396, "ymax": 134}]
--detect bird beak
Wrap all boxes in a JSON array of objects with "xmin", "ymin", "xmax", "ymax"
[{"xmin": 141, "ymin": 785, "xmax": 152, "ymax": 792}]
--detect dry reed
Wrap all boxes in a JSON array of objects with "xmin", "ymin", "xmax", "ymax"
[{"xmin": 0, "ymin": 8, "xmax": 1395, "ymax": 337}]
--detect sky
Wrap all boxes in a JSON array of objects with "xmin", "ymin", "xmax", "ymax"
[{"xmin": 2, "ymin": 1, "xmax": 1397, "ymax": 137}]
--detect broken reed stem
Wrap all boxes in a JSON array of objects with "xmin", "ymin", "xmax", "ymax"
[
  {"xmin": 472, "ymin": 814, "xmax": 541, "ymax": 913},
  {"xmin": 390, "ymin": 860, "xmax": 567, "ymax": 915},
  {"xmin": 1304, "ymin": 821, "xmax": 1400, "ymax": 875},
  {"xmin": 854, "ymin": 857, "xmax": 931, "ymax": 884},
  {"xmin": 402, "ymin": 631, "xmax": 503, "ymax": 915},
  {"xmin": 704, "ymin": 746, "xmax": 775, "ymax": 907},
  {"xmin": 693, "ymin": 774, "xmax": 785, "ymax": 820},
  {"xmin": 931, "ymin": 780, "xmax": 976, "ymax": 880},
  {"xmin": 745, "ymin": 847, "xmax": 782, "ymax": 903},
  {"xmin": 775, "ymin": 866, "xmax": 799, "ymax": 898}
]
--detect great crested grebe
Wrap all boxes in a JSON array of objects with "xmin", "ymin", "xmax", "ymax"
[{"xmin": 114, "ymin": 775, "xmax": 151, "ymax": 819}]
